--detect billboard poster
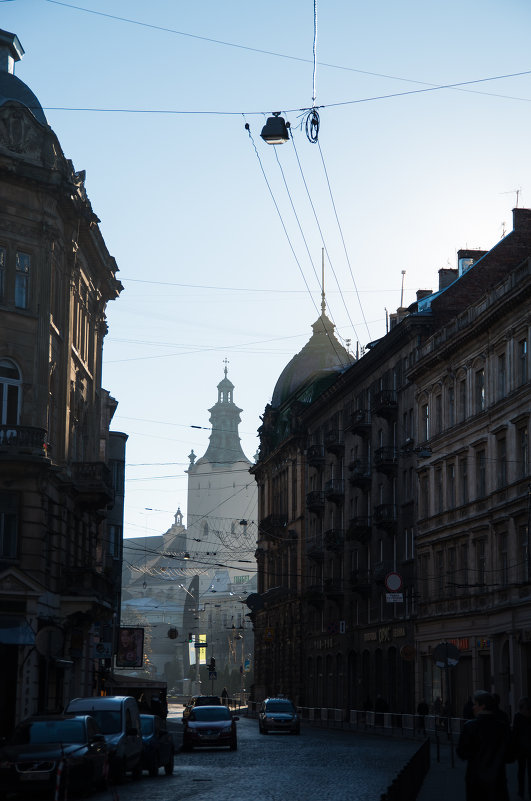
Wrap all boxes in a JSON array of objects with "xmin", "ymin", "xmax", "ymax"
[
  {"xmin": 116, "ymin": 627, "xmax": 144, "ymax": 668},
  {"xmin": 199, "ymin": 633, "xmax": 207, "ymax": 665}
]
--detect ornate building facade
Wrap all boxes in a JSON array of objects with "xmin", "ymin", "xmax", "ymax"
[
  {"xmin": 0, "ymin": 29, "xmax": 124, "ymax": 734},
  {"xmin": 251, "ymin": 212, "xmax": 530, "ymax": 717}
]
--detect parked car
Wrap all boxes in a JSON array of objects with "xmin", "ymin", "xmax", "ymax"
[
  {"xmin": 258, "ymin": 697, "xmax": 300, "ymax": 734},
  {"xmin": 65, "ymin": 696, "xmax": 142, "ymax": 783},
  {"xmin": 139, "ymin": 714, "xmax": 174, "ymax": 776},
  {"xmin": 182, "ymin": 695, "xmax": 221, "ymax": 721},
  {"xmin": 0, "ymin": 714, "xmax": 108, "ymax": 798},
  {"xmin": 182, "ymin": 705, "xmax": 238, "ymax": 751}
]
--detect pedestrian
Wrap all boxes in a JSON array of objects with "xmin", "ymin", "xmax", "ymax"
[
  {"xmin": 221, "ymin": 687, "xmax": 228, "ymax": 704},
  {"xmin": 513, "ymin": 696, "xmax": 531, "ymax": 799},
  {"xmin": 416, "ymin": 699, "xmax": 429, "ymax": 734},
  {"xmin": 457, "ymin": 689, "xmax": 513, "ymax": 801}
]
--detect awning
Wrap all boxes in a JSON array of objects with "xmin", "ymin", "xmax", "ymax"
[{"xmin": 0, "ymin": 616, "xmax": 35, "ymax": 645}]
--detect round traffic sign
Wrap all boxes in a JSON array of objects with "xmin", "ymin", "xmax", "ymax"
[{"xmin": 385, "ymin": 572, "xmax": 403, "ymax": 592}]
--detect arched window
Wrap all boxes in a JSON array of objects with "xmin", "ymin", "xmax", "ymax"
[{"xmin": 0, "ymin": 359, "xmax": 21, "ymax": 425}]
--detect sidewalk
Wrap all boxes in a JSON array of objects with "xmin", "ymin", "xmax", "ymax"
[{"xmin": 416, "ymin": 741, "xmax": 522, "ymax": 801}]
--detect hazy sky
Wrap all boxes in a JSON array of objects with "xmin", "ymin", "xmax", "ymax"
[{"xmin": 6, "ymin": 0, "xmax": 531, "ymax": 539}]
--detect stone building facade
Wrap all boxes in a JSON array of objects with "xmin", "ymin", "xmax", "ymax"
[
  {"xmin": 0, "ymin": 29, "xmax": 124, "ymax": 734},
  {"xmin": 251, "ymin": 211, "xmax": 530, "ymax": 716}
]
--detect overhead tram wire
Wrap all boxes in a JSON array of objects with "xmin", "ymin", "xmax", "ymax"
[
  {"xmin": 42, "ymin": 0, "xmax": 531, "ymax": 106},
  {"xmin": 289, "ymin": 129, "xmax": 361, "ymax": 346},
  {"xmin": 245, "ymin": 119, "xmax": 350, "ymax": 368},
  {"xmin": 317, "ymin": 139, "xmax": 372, "ymax": 341}
]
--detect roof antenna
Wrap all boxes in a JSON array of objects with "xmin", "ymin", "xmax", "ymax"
[
  {"xmin": 400, "ymin": 270, "xmax": 406, "ymax": 307},
  {"xmin": 321, "ymin": 247, "xmax": 326, "ymax": 314}
]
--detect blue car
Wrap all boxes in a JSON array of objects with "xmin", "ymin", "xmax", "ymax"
[{"xmin": 139, "ymin": 715, "xmax": 174, "ymax": 776}]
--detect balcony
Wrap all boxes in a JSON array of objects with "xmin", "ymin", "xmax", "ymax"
[
  {"xmin": 306, "ymin": 490, "xmax": 325, "ymax": 513},
  {"xmin": 373, "ymin": 390, "xmax": 398, "ymax": 418},
  {"xmin": 347, "ymin": 409, "xmax": 371, "ymax": 436},
  {"xmin": 258, "ymin": 514, "xmax": 288, "ymax": 539},
  {"xmin": 71, "ymin": 462, "xmax": 114, "ymax": 509},
  {"xmin": 307, "ymin": 537, "xmax": 324, "ymax": 562},
  {"xmin": 346, "ymin": 517, "xmax": 372, "ymax": 543},
  {"xmin": 350, "ymin": 570, "xmax": 371, "ymax": 597},
  {"xmin": 0, "ymin": 426, "xmax": 47, "ymax": 459},
  {"xmin": 348, "ymin": 459, "xmax": 371, "ymax": 487},
  {"xmin": 307, "ymin": 444, "xmax": 325, "ymax": 467},
  {"xmin": 324, "ymin": 478, "xmax": 345, "ymax": 503},
  {"xmin": 304, "ymin": 583, "xmax": 325, "ymax": 606},
  {"xmin": 60, "ymin": 566, "xmax": 115, "ymax": 613},
  {"xmin": 324, "ymin": 528, "xmax": 345, "ymax": 552},
  {"xmin": 374, "ymin": 446, "xmax": 398, "ymax": 474},
  {"xmin": 373, "ymin": 503, "xmax": 398, "ymax": 529},
  {"xmin": 324, "ymin": 578, "xmax": 344, "ymax": 599},
  {"xmin": 324, "ymin": 429, "xmax": 344, "ymax": 454}
]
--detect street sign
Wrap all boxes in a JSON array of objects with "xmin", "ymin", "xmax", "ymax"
[
  {"xmin": 209, "ymin": 671, "xmax": 217, "ymax": 680},
  {"xmin": 194, "ymin": 642, "xmax": 207, "ymax": 648},
  {"xmin": 386, "ymin": 592, "xmax": 403, "ymax": 603},
  {"xmin": 385, "ymin": 572, "xmax": 403, "ymax": 592}
]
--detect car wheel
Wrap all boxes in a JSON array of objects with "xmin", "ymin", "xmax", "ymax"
[
  {"xmin": 164, "ymin": 749, "xmax": 174, "ymax": 775},
  {"xmin": 148, "ymin": 756, "xmax": 158, "ymax": 777},
  {"xmin": 230, "ymin": 739, "xmax": 238, "ymax": 751}
]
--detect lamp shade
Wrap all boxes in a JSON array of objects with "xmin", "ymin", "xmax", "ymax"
[{"xmin": 260, "ymin": 113, "xmax": 290, "ymax": 144}]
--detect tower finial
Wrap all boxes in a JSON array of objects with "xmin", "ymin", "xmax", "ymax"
[
  {"xmin": 321, "ymin": 247, "xmax": 326, "ymax": 315},
  {"xmin": 223, "ymin": 356, "xmax": 229, "ymax": 377}
]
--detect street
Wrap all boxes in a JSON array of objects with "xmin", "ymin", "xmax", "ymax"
[{"xmin": 88, "ymin": 705, "xmax": 419, "ymax": 801}]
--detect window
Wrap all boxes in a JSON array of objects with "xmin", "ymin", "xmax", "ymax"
[
  {"xmin": 15, "ymin": 251, "xmax": 30, "ymax": 309},
  {"xmin": 0, "ymin": 359, "xmax": 21, "ymax": 425},
  {"xmin": 434, "ymin": 394, "xmax": 442, "ymax": 435},
  {"xmin": 475, "ymin": 369, "xmax": 485, "ymax": 413},
  {"xmin": 459, "ymin": 457, "xmax": 468, "ymax": 505},
  {"xmin": 498, "ymin": 353, "xmax": 506, "ymax": 399},
  {"xmin": 460, "ymin": 543, "xmax": 469, "ymax": 590},
  {"xmin": 517, "ymin": 426, "xmax": 529, "ymax": 479},
  {"xmin": 419, "ymin": 473, "xmax": 429, "ymax": 518},
  {"xmin": 435, "ymin": 467, "xmax": 443, "ymax": 514},
  {"xmin": 447, "ymin": 463, "xmax": 455, "ymax": 508},
  {"xmin": 476, "ymin": 540, "xmax": 486, "ymax": 586},
  {"xmin": 476, "ymin": 449, "xmax": 486, "ymax": 498},
  {"xmin": 459, "ymin": 378, "xmax": 467, "ymax": 422},
  {"xmin": 447, "ymin": 547, "xmax": 456, "ymax": 596},
  {"xmin": 0, "ymin": 246, "xmax": 5, "ymax": 302},
  {"xmin": 0, "ymin": 493, "xmax": 18, "ymax": 558},
  {"xmin": 448, "ymin": 385, "xmax": 455, "ymax": 427},
  {"xmin": 520, "ymin": 526, "xmax": 530, "ymax": 584},
  {"xmin": 499, "ymin": 533, "xmax": 508, "ymax": 587},
  {"xmin": 420, "ymin": 402, "xmax": 429, "ymax": 441},
  {"xmin": 108, "ymin": 524, "xmax": 122, "ymax": 559},
  {"xmin": 404, "ymin": 528, "xmax": 414, "ymax": 561},
  {"xmin": 496, "ymin": 435, "xmax": 507, "ymax": 489},
  {"xmin": 519, "ymin": 339, "xmax": 528, "ymax": 385},
  {"xmin": 436, "ymin": 551, "xmax": 444, "ymax": 596}
]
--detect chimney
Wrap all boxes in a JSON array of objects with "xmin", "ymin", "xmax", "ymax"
[
  {"xmin": 457, "ymin": 248, "xmax": 486, "ymax": 276},
  {"xmin": 0, "ymin": 29, "xmax": 24, "ymax": 75},
  {"xmin": 438, "ymin": 268, "xmax": 458, "ymax": 291},
  {"xmin": 416, "ymin": 289, "xmax": 433, "ymax": 302}
]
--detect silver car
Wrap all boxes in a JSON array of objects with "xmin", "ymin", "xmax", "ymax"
[{"xmin": 258, "ymin": 698, "xmax": 300, "ymax": 734}]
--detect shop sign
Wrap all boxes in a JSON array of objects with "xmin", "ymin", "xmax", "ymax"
[
  {"xmin": 378, "ymin": 626, "xmax": 391, "ymax": 643},
  {"xmin": 448, "ymin": 638, "xmax": 470, "ymax": 651},
  {"xmin": 392, "ymin": 626, "xmax": 406, "ymax": 638},
  {"xmin": 476, "ymin": 637, "xmax": 491, "ymax": 649},
  {"xmin": 364, "ymin": 631, "xmax": 377, "ymax": 642}
]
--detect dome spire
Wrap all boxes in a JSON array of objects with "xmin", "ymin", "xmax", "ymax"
[{"xmin": 321, "ymin": 247, "xmax": 326, "ymax": 316}]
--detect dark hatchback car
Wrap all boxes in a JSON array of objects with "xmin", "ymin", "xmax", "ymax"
[
  {"xmin": 139, "ymin": 714, "xmax": 174, "ymax": 776},
  {"xmin": 258, "ymin": 698, "xmax": 300, "ymax": 734},
  {"xmin": 182, "ymin": 705, "xmax": 238, "ymax": 751},
  {"xmin": 0, "ymin": 714, "xmax": 108, "ymax": 798},
  {"xmin": 182, "ymin": 695, "xmax": 221, "ymax": 721}
]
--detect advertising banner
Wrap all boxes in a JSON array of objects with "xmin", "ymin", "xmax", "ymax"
[{"xmin": 116, "ymin": 627, "xmax": 144, "ymax": 668}]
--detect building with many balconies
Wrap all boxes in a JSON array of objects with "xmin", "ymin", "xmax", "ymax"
[{"xmin": 0, "ymin": 29, "xmax": 124, "ymax": 734}]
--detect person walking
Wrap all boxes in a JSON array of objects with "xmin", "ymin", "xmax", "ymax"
[
  {"xmin": 513, "ymin": 696, "xmax": 531, "ymax": 799},
  {"xmin": 457, "ymin": 689, "xmax": 513, "ymax": 801}
]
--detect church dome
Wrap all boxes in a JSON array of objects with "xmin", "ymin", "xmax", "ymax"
[
  {"xmin": 271, "ymin": 309, "xmax": 353, "ymax": 408},
  {"xmin": 0, "ymin": 29, "xmax": 47, "ymax": 127}
]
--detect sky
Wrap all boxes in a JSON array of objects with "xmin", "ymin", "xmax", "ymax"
[{"xmin": 5, "ymin": 0, "xmax": 531, "ymax": 540}]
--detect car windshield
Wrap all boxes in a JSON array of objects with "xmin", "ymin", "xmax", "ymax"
[
  {"xmin": 74, "ymin": 710, "xmax": 121, "ymax": 734},
  {"xmin": 191, "ymin": 707, "xmax": 231, "ymax": 722},
  {"xmin": 266, "ymin": 701, "xmax": 295, "ymax": 713},
  {"xmin": 140, "ymin": 718, "xmax": 154, "ymax": 735},
  {"xmin": 13, "ymin": 720, "xmax": 86, "ymax": 745},
  {"xmin": 194, "ymin": 697, "xmax": 220, "ymax": 706}
]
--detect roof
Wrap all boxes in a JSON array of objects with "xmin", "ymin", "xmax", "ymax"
[
  {"xmin": 0, "ymin": 70, "xmax": 47, "ymax": 126},
  {"xmin": 271, "ymin": 310, "xmax": 353, "ymax": 409}
]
